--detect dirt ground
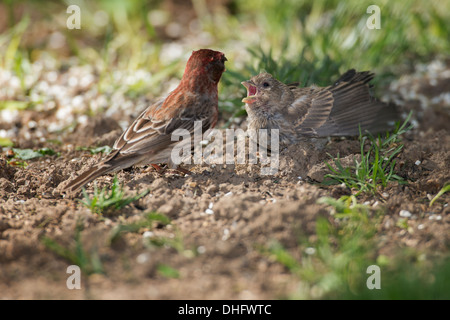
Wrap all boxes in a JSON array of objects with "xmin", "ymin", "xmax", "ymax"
[{"xmin": 0, "ymin": 60, "xmax": 449, "ymax": 300}]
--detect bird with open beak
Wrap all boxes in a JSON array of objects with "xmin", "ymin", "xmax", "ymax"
[{"xmin": 242, "ymin": 70, "xmax": 398, "ymax": 145}]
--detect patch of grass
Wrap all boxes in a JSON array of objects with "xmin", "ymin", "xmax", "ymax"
[
  {"xmin": 429, "ymin": 182, "xmax": 450, "ymax": 207},
  {"xmin": 76, "ymin": 145, "xmax": 112, "ymax": 155},
  {"xmin": 244, "ymin": 46, "xmax": 342, "ymax": 86},
  {"xmin": 313, "ymin": 196, "xmax": 382, "ymax": 296},
  {"xmin": 11, "ymin": 147, "xmax": 60, "ymax": 160},
  {"xmin": 263, "ymin": 240, "xmax": 302, "ymax": 276},
  {"xmin": 263, "ymin": 195, "xmax": 449, "ymax": 299},
  {"xmin": 0, "ymin": 137, "xmax": 14, "ymax": 147},
  {"xmin": 144, "ymin": 231, "xmax": 186, "ymax": 254},
  {"xmin": 395, "ymin": 218, "xmax": 409, "ymax": 230},
  {"xmin": 156, "ymin": 264, "xmax": 180, "ymax": 279},
  {"xmin": 323, "ymin": 112, "xmax": 413, "ymax": 195},
  {"xmin": 109, "ymin": 211, "xmax": 171, "ymax": 244},
  {"xmin": 5, "ymin": 160, "xmax": 27, "ymax": 168},
  {"xmin": 349, "ymin": 254, "xmax": 450, "ymax": 300},
  {"xmin": 80, "ymin": 176, "xmax": 149, "ymax": 215},
  {"xmin": 110, "ymin": 210, "xmax": 193, "ymax": 262},
  {"xmin": 41, "ymin": 219, "xmax": 104, "ymax": 276},
  {"xmin": 235, "ymin": 0, "xmax": 450, "ymax": 71},
  {"xmin": 5, "ymin": 147, "xmax": 60, "ymax": 167},
  {"xmin": 262, "ymin": 195, "xmax": 381, "ymax": 298},
  {"xmin": 0, "ymin": 14, "xmax": 29, "ymax": 68},
  {"xmin": 0, "ymin": 100, "xmax": 30, "ymax": 111}
]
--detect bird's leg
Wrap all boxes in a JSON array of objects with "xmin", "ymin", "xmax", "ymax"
[
  {"xmin": 173, "ymin": 166, "xmax": 191, "ymax": 175},
  {"xmin": 144, "ymin": 164, "xmax": 190, "ymax": 176},
  {"xmin": 163, "ymin": 166, "xmax": 191, "ymax": 176},
  {"xmin": 143, "ymin": 164, "xmax": 166, "ymax": 174}
]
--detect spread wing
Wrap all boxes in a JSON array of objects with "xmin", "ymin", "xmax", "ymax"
[
  {"xmin": 291, "ymin": 69, "xmax": 397, "ymax": 137},
  {"xmin": 289, "ymin": 87, "xmax": 334, "ymax": 136}
]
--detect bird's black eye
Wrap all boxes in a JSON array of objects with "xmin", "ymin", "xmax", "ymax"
[{"xmin": 263, "ymin": 82, "xmax": 270, "ymax": 88}]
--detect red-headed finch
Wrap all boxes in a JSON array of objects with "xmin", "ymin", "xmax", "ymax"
[
  {"xmin": 242, "ymin": 70, "xmax": 398, "ymax": 144},
  {"xmin": 64, "ymin": 49, "xmax": 227, "ymax": 193}
]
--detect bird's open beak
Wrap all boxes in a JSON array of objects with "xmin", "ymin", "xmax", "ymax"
[
  {"xmin": 241, "ymin": 81, "xmax": 257, "ymax": 104},
  {"xmin": 221, "ymin": 54, "xmax": 227, "ymax": 67}
]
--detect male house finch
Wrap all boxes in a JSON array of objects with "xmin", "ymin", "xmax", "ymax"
[
  {"xmin": 242, "ymin": 70, "xmax": 397, "ymax": 144},
  {"xmin": 64, "ymin": 49, "xmax": 227, "ymax": 193}
]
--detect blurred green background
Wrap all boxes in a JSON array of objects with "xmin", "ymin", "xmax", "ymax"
[{"xmin": 1, "ymin": 0, "xmax": 449, "ymax": 121}]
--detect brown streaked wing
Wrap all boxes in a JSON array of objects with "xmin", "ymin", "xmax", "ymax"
[
  {"xmin": 286, "ymin": 82, "xmax": 300, "ymax": 88},
  {"xmin": 292, "ymin": 88, "xmax": 334, "ymax": 136},
  {"xmin": 117, "ymin": 111, "xmax": 214, "ymax": 156},
  {"xmin": 112, "ymin": 98, "xmax": 165, "ymax": 150},
  {"xmin": 314, "ymin": 70, "xmax": 396, "ymax": 136}
]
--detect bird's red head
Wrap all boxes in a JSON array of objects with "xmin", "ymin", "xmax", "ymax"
[{"xmin": 184, "ymin": 49, "xmax": 227, "ymax": 84}]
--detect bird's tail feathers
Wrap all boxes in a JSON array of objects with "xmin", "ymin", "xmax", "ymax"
[
  {"xmin": 63, "ymin": 165, "xmax": 114, "ymax": 194},
  {"xmin": 316, "ymin": 100, "xmax": 399, "ymax": 137},
  {"xmin": 314, "ymin": 69, "xmax": 398, "ymax": 136}
]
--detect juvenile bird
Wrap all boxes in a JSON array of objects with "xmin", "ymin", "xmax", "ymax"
[
  {"xmin": 64, "ymin": 49, "xmax": 227, "ymax": 193},
  {"xmin": 242, "ymin": 70, "xmax": 397, "ymax": 145}
]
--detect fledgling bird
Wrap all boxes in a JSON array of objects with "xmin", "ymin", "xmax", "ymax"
[
  {"xmin": 242, "ymin": 70, "xmax": 398, "ymax": 145},
  {"xmin": 63, "ymin": 49, "xmax": 227, "ymax": 193}
]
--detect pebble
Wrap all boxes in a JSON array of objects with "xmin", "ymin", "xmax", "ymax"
[
  {"xmin": 188, "ymin": 182, "xmax": 197, "ymax": 188},
  {"xmin": 136, "ymin": 253, "xmax": 150, "ymax": 264},
  {"xmin": 399, "ymin": 210, "xmax": 412, "ymax": 218},
  {"xmin": 222, "ymin": 228, "xmax": 230, "ymax": 241},
  {"xmin": 197, "ymin": 246, "xmax": 206, "ymax": 254},
  {"xmin": 142, "ymin": 231, "xmax": 154, "ymax": 238}
]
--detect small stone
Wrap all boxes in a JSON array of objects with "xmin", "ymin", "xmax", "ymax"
[
  {"xmin": 197, "ymin": 246, "xmax": 206, "ymax": 254},
  {"xmin": 189, "ymin": 182, "xmax": 197, "ymax": 188},
  {"xmin": 399, "ymin": 210, "xmax": 412, "ymax": 218},
  {"xmin": 222, "ymin": 228, "xmax": 230, "ymax": 241},
  {"xmin": 136, "ymin": 253, "xmax": 150, "ymax": 264},
  {"xmin": 142, "ymin": 231, "xmax": 154, "ymax": 238}
]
